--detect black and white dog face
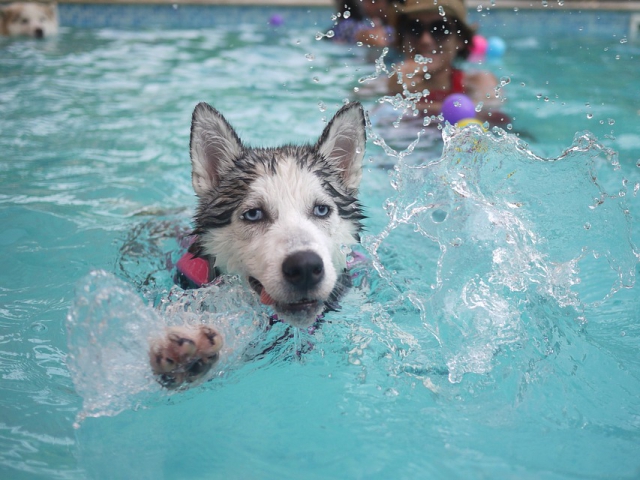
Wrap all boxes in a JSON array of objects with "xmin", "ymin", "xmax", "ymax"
[{"xmin": 189, "ymin": 102, "xmax": 366, "ymax": 327}]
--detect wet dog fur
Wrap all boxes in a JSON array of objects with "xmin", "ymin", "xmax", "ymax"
[
  {"xmin": 0, "ymin": 2, "xmax": 58, "ymax": 38},
  {"xmin": 150, "ymin": 102, "xmax": 367, "ymax": 388}
]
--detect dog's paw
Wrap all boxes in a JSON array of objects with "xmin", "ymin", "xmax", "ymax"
[{"xmin": 149, "ymin": 325, "xmax": 223, "ymax": 389}]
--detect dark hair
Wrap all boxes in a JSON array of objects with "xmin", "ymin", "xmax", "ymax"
[{"xmin": 395, "ymin": 14, "xmax": 472, "ymax": 59}]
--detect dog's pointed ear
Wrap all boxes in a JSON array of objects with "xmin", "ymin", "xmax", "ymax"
[
  {"xmin": 316, "ymin": 102, "xmax": 366, "ymax": 191},
  {"xmin": 190, "ymin": 102, "xmax": 243, "ymax": 196}
]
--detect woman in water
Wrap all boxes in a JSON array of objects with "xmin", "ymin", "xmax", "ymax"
[{"xmin": 388, "ymin": 0, "xmax": 506, "ymax": 124}]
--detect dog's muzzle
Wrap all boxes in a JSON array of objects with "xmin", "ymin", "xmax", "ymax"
[
  {"xmin": 282, "ymin": 250, "xmax": 324, "ymax": 291},
  {"xmin": 248, "ymin": 250, "xmax": 327, "ymax": 319}
]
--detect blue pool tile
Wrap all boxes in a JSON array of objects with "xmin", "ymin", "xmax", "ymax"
[{"xmin": 56, "ymin": 3, "xmax": 638, "ymax": 39}]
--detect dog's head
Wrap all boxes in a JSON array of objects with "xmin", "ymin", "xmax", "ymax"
[
  {"xmin": 0, "ymin": 2, "xmax": 58, "ymax": 38},
  {"xmin": 189, "ymin": 102, "xmax": 366, "ymax": 327}
]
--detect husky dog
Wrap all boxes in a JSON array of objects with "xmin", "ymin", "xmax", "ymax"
[
  {"xmin": 150, "ymin": 102, "xmax": 367, "ymax": 388},
  {"xmin": 0, "ymin": 2, "xmax": 58, "ymax": 38}
]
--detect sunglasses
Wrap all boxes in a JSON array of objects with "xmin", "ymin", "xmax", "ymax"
[{"xmin": 400, "ymin": 19, "xmax": 456, "ymax": 41}]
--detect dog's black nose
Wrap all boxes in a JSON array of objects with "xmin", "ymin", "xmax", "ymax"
[
  {"xmin": 34, "ymin": 28, "xmax": 44, "ymax": 38},
  {"xmin": 282, "ymin": 251, "xmax": 324, "ymax": 290}
]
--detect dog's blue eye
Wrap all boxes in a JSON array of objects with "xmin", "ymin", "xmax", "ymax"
[
  {"xmin": 242, "ymin": 209, "xmax": 264, "ymax": 222},
  {"xmin": 313, "ymin": 205, "xmax": 330, "ymax": 217}
]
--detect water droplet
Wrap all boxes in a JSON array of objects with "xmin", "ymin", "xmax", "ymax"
[
  {"xmin": 385, "ymin": 388, "xmax": 399, "ymax": 397},
  {"xmin": 432, "ymin": 209, "xmax": 447, "ymax": 223},
  {"xmin": 305, "ymin": 53, "xmax": 315, "ymax": 61},
  {"xmin": 475, "ymin": 102, "xmax": 484, "ymax": 112},
  {"xmin": 312, "ymin": 76, "xmax": 320, "ymax": 83},
  {"xmin": 30, "ymin": 322, "xmax": 47, "ymax": 333},
  {"xmin": 608, "ymin": 118, "xmax": 615, "ymax": 125},
  {"xmin": 620, "ymin": 37, "xmax": 628, "ymax": 44},
  {"xmin": 536, "ymin": 94, "xmax": 542, "ymax": 100},
  {"xmin": 343, "ymin": 10, "xmax": 351, "ymax": 19},
  {"xmin": 584, "ymin": 222, "xmax": 591, "ymax": 230},
  {"xmin": 326, "ymin": 30, "xmax": 334, "ymax": 39},
  {"xmin": 439, "ymin": 6, "xmax": 446, "ymax": 16},
  {"xmin": 541, "ymin": 0, "xmax": 548, "ymax": 6},
  {"xmin": 499, "ymin": 76, "xmax": 511, "ymax": 86},
  {"xmin": 520, "ymin": 82, "xmax": 525, "ymax": 87},
  {"xmin": 450, "ymin": 238, "xmax": 462, "ymax": 247},
  {"xmin": 586, "ymin": 113, "xmax": 593, "ymax": 119},
  {"xmin": 318, "ymin": 101, "xmax": 326, "ymax": 112},
  {"xmin": 477, "ymin": 4, "xmax": 483, "ymax": 11},
  {"xmin": 353, "ymin": 86, "xmax": 359, "ymax": 93}
]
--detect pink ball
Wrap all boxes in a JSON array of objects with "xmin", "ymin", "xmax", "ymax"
[
  {"xmin": 441, "ymin": 94, "xmax": 476, "ymax": 125},
  {"xmin": 470, "ymin": 35, "xmax": 488, "ymax": 58}
]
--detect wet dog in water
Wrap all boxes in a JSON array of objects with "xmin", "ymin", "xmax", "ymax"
[
  {"xmin": 149, "ymin": 102, "xmax": 367, "ymax": 388},
  {"xmin": 0, "ymin": 2, "xmax": 58, "ymax": 38}
]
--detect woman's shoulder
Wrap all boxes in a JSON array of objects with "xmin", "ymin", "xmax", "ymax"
[
  {"xmin": 462, "ymin": 69, "xmax": 499, "ymax": 101},
  {"xmin": 463, "ymin": 69, "xmax": 498, "ymax": 86}
]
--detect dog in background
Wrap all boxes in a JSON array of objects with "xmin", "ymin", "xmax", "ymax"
[
  {"xmin": 149, "ymin": 101, "xmax": 367, "ymax": 388},
  {"xmin": 0, "ymin": 2, "xmax": 58, "ymax": 38}
]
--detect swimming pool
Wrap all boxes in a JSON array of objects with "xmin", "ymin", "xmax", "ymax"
[{"xmin": 1, "ymin": 4, "xmax": 639, "ymax": 479}]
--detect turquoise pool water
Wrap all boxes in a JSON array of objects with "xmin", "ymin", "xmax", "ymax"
[{"xmin": 1, "ymin": 6, "xmax": 639, "ymax": 479}]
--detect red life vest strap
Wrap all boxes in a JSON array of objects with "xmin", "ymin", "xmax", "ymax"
[
  {"xmin": 176, "ymin": 252, "xmax": 210, "ymax": 287},
  {"xmin": 426, "ymin": 68, "xmax": 466, "ymax": 103}
]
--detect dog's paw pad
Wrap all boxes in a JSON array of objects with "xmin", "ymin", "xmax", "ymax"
[{"xmin": 149, "ymin": 325, "xmax": 223, "ymax": 389}]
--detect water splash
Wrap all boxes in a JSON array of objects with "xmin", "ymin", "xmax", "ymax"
[
  {"xmin": 66, "ymin": 125, "xmax": 637, "ymax": 418},
  {"xmin": 66, "ymin": 270, "xmax": 267, "ymax": 426},
  {"xmin": 363, "ymin": 125, "xmax": 637, "ymax": 383}
]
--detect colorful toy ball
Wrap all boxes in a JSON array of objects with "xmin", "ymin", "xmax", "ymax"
[
  {"xmin": 441, "ymin": 93, "xmax": 477, "ymax": 125},
  {"xmin": 269, "ymin": 14, "xmax": 284, "ymax": 26},
  {"xmin": 469, "ymin": 35, "xmax": 488, "ymax": 59},
  {"xmin": 487, "ymin": 36, "xmax": 506, "ymax": 58}
]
